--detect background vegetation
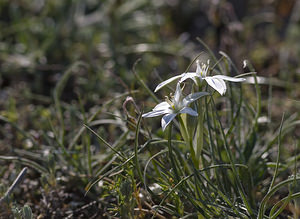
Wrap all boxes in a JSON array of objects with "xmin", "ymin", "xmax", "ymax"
[{"xmin": 0, "ymin": 0, "xmax": 299, "ymax": 218}]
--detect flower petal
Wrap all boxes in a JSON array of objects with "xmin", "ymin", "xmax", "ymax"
[
  {"xmin": 173, "ymin": 83, "xmax": 182, "ymax": 105},
  {"xmin": 196, "ymin": 60, "xmax": 202, "ymax": 76},
  {"xmin": 161, "ymin": 113, "xmax": 177, "ymax": 131},
  {"xmin": 153, "ymin": 101, "xmax": 170, "ymax": 111},
  {"xmin": 179, "ymin": 72, "xmax": 198, "ymax": 83},
  {"xmin": 212, "ymin": 75, "xmax": 245, "ymax": 82},
  {"xmin": 154, "ymin": 74, "xmax": 183, "ymax": 92},
  {"xmin": 196, "ymin": 59, "xmax": 209, "ymax": 78},
  {"xmin": 142, "ymin": 110, "xmax": 167, "ymax": 118},
  {"xmin": 179, "ymin": 107, "xmax": 198, "ymax": 116},
  {"xmin": 183, "ymin": 92, "xmax": 210, "ymax": 106},
  {"xmin": 205, "ymin": 77, "xmax": 227, "ymax": 95}
]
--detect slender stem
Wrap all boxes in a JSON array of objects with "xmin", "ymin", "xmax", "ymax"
[
  {"xmin": 178, "ymin": 116, "xmax": 198, "ymax": 167},
  {"xmin": 178, "ymin": 115, "xmax": 189, "ymax": 143},
  {"xmin": 196, "ymin": 99, "xmax": 204, "ymax": 167}
]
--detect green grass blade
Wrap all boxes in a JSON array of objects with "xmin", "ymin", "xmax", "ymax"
[
  {"xmin": 53, "ymin": 61, "xmax": 87, "ymax": 144},
  {"xmin": 257, "ymin": 176, "xmax": 300, "ymax": 219},
  {"xmin": 132, "ymin": 59, "xmax": 159, "ymax": 103},
  {"xmin": 84, "ymin": 124, "xmax": 127, "ymax": 160},
  {"xmin": 211, "ymin": 98, "xmax": 254, "ymax": 217},
  {"xmin": 134, "ymin": 111, "xmax": 144, "ymax": 184},
  {"xmin": 0, "ymin": 156, "xmax": 48, "ymax": 174},
  {"xmin": 68, "ymin": 90, "xmax": 139, "ymax": 150},
  {"xmin": 269, "ymin": 113, "xmax": 285, "ymax": 192}
]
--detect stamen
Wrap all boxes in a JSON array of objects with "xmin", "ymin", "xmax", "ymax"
[{"xmin": 165, "ymin": 96, "xmax": 173, "ymax": 107}]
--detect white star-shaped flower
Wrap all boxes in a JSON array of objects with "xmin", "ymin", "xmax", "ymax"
[
  {"xmin": 143, "ymin": 83, "xmax": 209, "ymax": 131},
  {"xmin": 155, "ymin": 60, "xmax": 245, "ymax": 95}
]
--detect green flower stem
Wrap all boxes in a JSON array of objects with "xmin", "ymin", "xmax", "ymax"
[
  {"xmin": 196, "ymin": 98, "xmax": 204, "ymax": 167},
  {"xmin": 195, "ymin": 94, "xmax": 205, "ymax": 219},
  {"xmin": 178, "ymin": 115, "xmax": 198, "ymax": 167},
  {"xmin": 178, "ymin": 115, "xmax": 205, "ymax": 219}
]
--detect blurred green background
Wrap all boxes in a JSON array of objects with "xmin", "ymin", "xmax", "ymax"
[
  {"xmin": 1, "ymin": 0, "xmax": 299, "ymax": 112},
  {"xmin": 1, "ymin": 0, "xmax": 299, "ymax": 147}
]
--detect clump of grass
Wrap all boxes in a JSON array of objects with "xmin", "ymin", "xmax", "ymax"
[
  {"xmin": 81, "ymin": 48, "xmax": 300, "ymax": 218},
  {"xmin": 1, "ymin": 48, "xmax": 299, "ymax": 218}
]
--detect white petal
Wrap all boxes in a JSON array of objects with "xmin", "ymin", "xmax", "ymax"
[
  {"xmin": 196, "ymin": 60, "xmax": 201, "ymax": 75},
  {"xmin": 154, "ymin": 74, "xmax": 183, "ymax": 92},
  {"xmin": 142, "ymin": 110, "xmax": 167, "ymax": 118},
  {"xmin": 161, "ymin": 113, "xmax": 177, "ymax": 131},
  {"xmin": 174, "ymin": 83, "xmax": 182, "ymax": 105},
  {"xmin": 179, "ymin": 72, "xmax": 198, "ymax": 83},
  {"xmin": 183, "ymin": 92, "xmax": 210, "ymax": 106},
  {"xmin": 179, "ymin": 107, "xmax": 198, "ymax": 116},
  {"xmin": 205, "ymin": 77, "xmax": 227, "ymax": 95},
  {"xmin": 203, "ymin": 60, "xmax": 210, "ymax": 77},
  {"xmin": 212, "ymin": 75, "xmax": 245, "ymax": 82},
  {"xmin": 153, "ymin": 101, "xmax": 170, "ymax": 111},
  {"xmin": 196, "ymin": 60, "xmax": 209, "ymax": 78}
]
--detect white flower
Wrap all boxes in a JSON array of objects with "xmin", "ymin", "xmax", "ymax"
[
  {"xmin": 155, "ymin": 60, "xmax": 245, "ymax": 96},
  {"xmin": 143, "ymin": 83, "xmax": 209, "ymax": 131}
]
